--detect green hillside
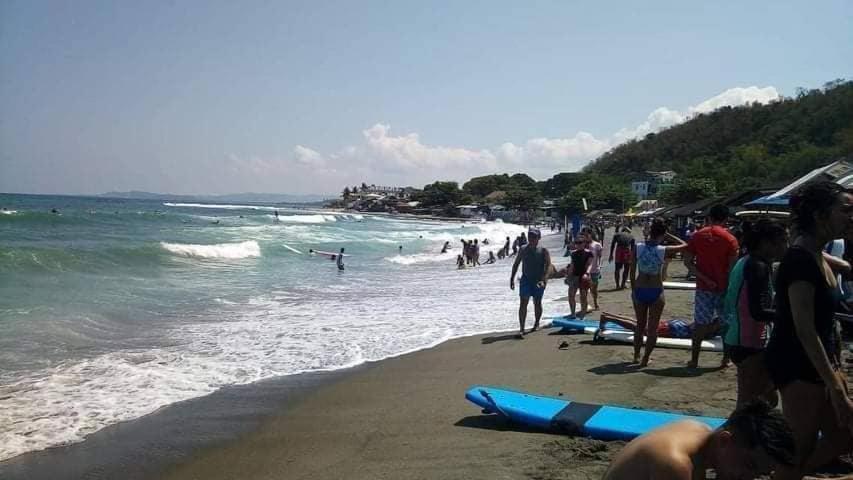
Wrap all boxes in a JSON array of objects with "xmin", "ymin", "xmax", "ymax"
[{"xmin": 584, "ymin": 79, "xmax": 853, "ymax": 195}]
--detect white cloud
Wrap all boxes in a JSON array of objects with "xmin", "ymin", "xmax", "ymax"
[{"xmin": 231, "ymin": 85, "xmax": 780, "ymax": 190}]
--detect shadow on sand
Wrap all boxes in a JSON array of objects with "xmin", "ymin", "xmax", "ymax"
[
  {"xmin": 481, "ymin": 334, "xmax": 523, "ymax": 344},
  {"xmin": 454, "ymin": 414, "xmax": 544, "ymax": 434},
  {"xmin": 588, "ymin": 361, "xmax": 724, "ymax": 378}
]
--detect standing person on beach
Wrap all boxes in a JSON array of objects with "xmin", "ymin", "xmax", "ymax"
[
  {"xmin": 723, "ymin": 220, "xmax": 787, "ymax": 408},
  {"xmin": 609, "ymin": 227, "xmax": 635, "ymax": 289},
  {"xmin": 630, "ymin": 218, "xmax": 688, "ymax": 367},
  {"xmin": 603, "ymin": 401, "xmax": 795, "ymax": 480},
  {"xmin": 510, "ymin": 228, "xmax": 551, "ymax": 337},
  {"xmin": 584, "ymin": 229, "xmax": 604, "ymax": 310},
  {"xmin": 683, "ymin": 205, "xmax": 739, "ymax": 369},
  {"xmin": 563, "ymin": 238, "xmax": 593, "ymax": 318},
  {"xmin": 503, "ymin": 236, "xmax": 511, "ymax": 257},
  {"xmin": 764, "ymin": 182, "xmax": 853, "ymax": 480}
]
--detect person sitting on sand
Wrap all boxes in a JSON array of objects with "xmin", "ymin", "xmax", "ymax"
[
  {"xmin": 485, "ymin": 250, "xmax": 496, "ymax": 264},
  {"xmin": 603, "ymin": 401, "xmax": 795, "ymax": 480},
  {"xmin": 510, "ymin": 228, "xmax": 551, "ymax": 337},
  {"xmin": 630, "ymin": 218, "xmax": 688, "ymax": 367}
]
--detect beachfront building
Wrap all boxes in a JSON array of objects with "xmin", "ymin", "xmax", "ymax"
[
  {"xmin": 630, "ymin": 171, "xmax": 677, "ymax": 200},
  {"xmin": 456, "ymin": 205, "xmax": 481, "ymax": 217}
]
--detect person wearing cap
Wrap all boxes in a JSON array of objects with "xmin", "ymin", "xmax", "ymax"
[{"xmin": 510, "ymin": 228, "xmax": 552, "ymax": 337}]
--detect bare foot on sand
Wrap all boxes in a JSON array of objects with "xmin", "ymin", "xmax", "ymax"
[
  {"xmin": 686, "ymin": 360, "xmax": 698, "ymax": 369},
  {"xmin": 639, "ymin": 357, "xmax": 651, "ymax": 368}
]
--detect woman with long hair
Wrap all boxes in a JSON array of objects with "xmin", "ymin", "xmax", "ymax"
[
  {"xmin": 765, "ymin": 181, "xmax": 853, "ymax": 479},
  {"xmin": 629, "ymin": 217, "xmax": 687, "ymax": 367}
]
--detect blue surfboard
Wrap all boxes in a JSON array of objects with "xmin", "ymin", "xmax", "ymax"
[
  {"xmin": 465, "ymin": 385, "xmax": 725, "ymax": 441},
  {"xmin": 551, "ymin": 317, "xmax": 629, "ymax": 334}
]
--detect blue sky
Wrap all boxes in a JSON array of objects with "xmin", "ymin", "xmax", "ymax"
[{"xmin": 1, "ymin": 1, "xmax": 851, "ymax": 195}]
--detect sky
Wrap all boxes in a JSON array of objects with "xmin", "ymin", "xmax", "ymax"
[{"xmin": 1, "ymin": 1, "xmax": 851, "ymax": 196}]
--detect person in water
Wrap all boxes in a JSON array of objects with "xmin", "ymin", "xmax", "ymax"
[
  {"xmin": 630, "ymin": 217, "xmax": 688, "ymax": 367},
  {"xmin": 510, "ymin": 228, "xmax": 551, "ymax": 337},
  {"xmin": 765, "ymin": 182, "xmax": 853, "ymax": 479},
  {"xmin": 336, "ymin": 248, "xmax": 345, "ymax": 271},
  {"xmin": 456, "ymin": 254, "xmax": 465, "ymax": 269},
  {"xmin": 441, "ymin": 241, "xmax": 450, "ymax": 254},
  {"xmin": 723, "ymin": 220, "xmax": 788, "ymax": 409},
  {"xmin": 603, "ymin": 401, "xmax": 795, "ymax": 480},
  {"xmin": 485, "ymin": 250, "xmax": 496, "ymax": 264}
]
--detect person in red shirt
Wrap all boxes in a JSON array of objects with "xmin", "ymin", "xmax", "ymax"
[{"xmin": 683, "ymin": 204, "xmax": 739, "ymax": 368}]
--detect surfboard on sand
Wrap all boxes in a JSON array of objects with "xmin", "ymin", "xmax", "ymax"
[
  {"xmin": 599, "ymin": 330, "xmax": 723, "ymax": 352},
  {"xmin": 663, "ymin": 281, "xmax": 696, "ymax": 290},
  {"xmin": 551, "ymin": 317, "xmax": 628, "ymax": 335},
  {"xmin": 465, "ymin": 385, "xmax": 724, "ymax": 441}
]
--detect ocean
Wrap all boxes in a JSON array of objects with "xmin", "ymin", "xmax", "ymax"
[{"xmin": 0, "ymin": 193, "xmax": 539, "ymax": 462}]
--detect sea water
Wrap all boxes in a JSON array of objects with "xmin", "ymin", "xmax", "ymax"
[{"xmin": 0, "ymin": 193, "xmax": 547, "ymax": 461}]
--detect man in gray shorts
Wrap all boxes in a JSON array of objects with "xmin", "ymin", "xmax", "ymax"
[{"xmin": 510, "ymin": 228, "xmax": 552, "ymax": 337}]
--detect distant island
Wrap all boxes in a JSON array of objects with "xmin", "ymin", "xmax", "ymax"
[{"xmin": 100, "ymin": 191, "xmax": 333, "ymax": 205}]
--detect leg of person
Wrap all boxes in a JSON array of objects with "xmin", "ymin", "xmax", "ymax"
[
  {"xmin": 689, "ymin": 290, "xmax": 715, "ymax": 368},
  {"xmin": 632, "ymin": 300, "xmax": 648, "ymax": 364},
  {"xmin": 734, "ymin": 350, "xmax": 777, "ymax": 408},
  {"xmin": 591, "ymin": 274, "xmax": 599, "ymax": 309},
  {"xmin": 568, "ymin": 285, "xmax": 577, "ymax": 316},
  {"xmin": 620, "ymin": 264, "xmax": 629, "ymax": 289},
  {"xmin": 579, "ymin": 287, "xmax": 589, "ymax": 318},
  {"xmin": 613, "ymin": 264, "xmax": 622, "ymax": 289},
  {"xmin": 803, "ymin": 376, "xmax": 853, "ymax": 473},
  {"xmin": 772, "ymin": 381, "xmax": 826, "ymax": 480},
  {"xmin": 518, "ymin": 295, "xmax": 530, "ymax": 337},
  {"xmin": 532, "ymin": 294, "xmax": 543, "ymax": 331},
  {"xmin": 641, "ymin": 295, "xmax": 665, "ymax": 368}
]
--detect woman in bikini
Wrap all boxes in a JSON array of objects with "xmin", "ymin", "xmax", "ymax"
[{"xmin": 630, "ymin": 217, "xmax": 688, "ymax": 367}]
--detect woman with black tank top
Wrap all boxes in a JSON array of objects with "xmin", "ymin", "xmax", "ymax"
[{"xmin": 766, "ymin": 181, "xmax": 853, "ymax": 479}]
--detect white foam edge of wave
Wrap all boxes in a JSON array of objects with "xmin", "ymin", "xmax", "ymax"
[
  {"xmin": 160, "ymin": 240, "xmax": 261, "ymax": 259},
  {"xmin": 0, "ymin": 322, "xmax": 516, "ymax": 463}
]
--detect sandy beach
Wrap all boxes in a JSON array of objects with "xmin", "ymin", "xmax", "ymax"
[{"xmin": 158, "ymin": 232, "xmax": 745, "ymax": 480}]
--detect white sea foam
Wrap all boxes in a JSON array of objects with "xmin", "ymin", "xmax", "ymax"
[
  {"xmin": 0, "ymin": 217, "xmax": 544, "ymax": 462},
  {"xmin": 161, "ymin": 241, "xmax": 261, "ymax": 259},
  {"xmin": 1, "ymin": 210, "xmax": 17, "ymax": 215},
  {"xmin": 384, "ymin": 253, "xmax": 456, "ymax": 265}
]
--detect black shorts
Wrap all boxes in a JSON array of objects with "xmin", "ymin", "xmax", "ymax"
[{"xmin": 726, "ymin": 345, "xmax": 762, "ymax": 366}]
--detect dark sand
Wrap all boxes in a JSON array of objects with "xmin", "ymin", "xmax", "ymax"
[{"xmin": 159, "ymin": 239, "xmax": 752, "ymax": 480}]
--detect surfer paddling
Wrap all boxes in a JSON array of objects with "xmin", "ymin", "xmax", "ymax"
[
  {"xmin": 510, "ymin": 228, "xmax": 551, "ymax": 337},
  {"xmin": 604, "ymin": 401, "xmax": 795, "ymax": 480}
]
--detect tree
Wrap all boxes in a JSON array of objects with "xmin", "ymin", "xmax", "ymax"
[
  {"xmin": 509, "ymin": 173, "xmax": 537, "ymax": 190},
  {"xmin": 342, "ymin": 186, "xmax": 351, "ymax": 198},
  {"xmin": 361, "ymin": 182, "xmax": 368, "ymax": 191},
  {"xmin": 352, "ymin": 186, "xmax": 359, "ymax": 194},
  {"xmin": 559, "ymin": 175, "xmax": 636, "ymax": 214},
  {"xmin": 659, "ymin": 178, "xmax": 718, "ymax": 205},
  {"xmin": 415, "ymin": 181, "xmax": 463, "ymax": 207},
  {"xmin": 542, "ymin": 172, "xmax": 587, "ymax": 198},
  {"xmin": 462, "ymin": 174, "xmax": 510, "ymax": 198},
  {"xmin": 504, "ymin": 187, "xmax": 542, "ymax": 212}
]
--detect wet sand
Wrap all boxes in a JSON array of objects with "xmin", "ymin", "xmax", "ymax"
[{"xmin": 159, "ymin": 236, "xmax": 748, "ymax": 480}]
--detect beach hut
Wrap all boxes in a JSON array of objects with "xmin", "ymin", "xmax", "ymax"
[{"xmin": 746, "ymin": 159, "xmax": 853, "ymax": 207}]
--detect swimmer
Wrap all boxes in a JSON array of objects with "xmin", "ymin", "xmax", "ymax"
[{"xmin": 337, "ymin": 248, "xmax": 345, "ymax": 271}]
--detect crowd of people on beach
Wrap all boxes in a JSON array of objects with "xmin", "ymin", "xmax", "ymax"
[{"xmin": 508, "ymin": 181, "xmax": 853, "ymax": 479}]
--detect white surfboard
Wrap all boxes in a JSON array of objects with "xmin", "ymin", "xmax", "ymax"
[
  {"xmin": 662, "ymin": 281, "xmax": 696, "ymax": 290},
  {"xmin": 283, "ymin": 244, "xmax": 302, "ymax": 254},
  {"xmin": 310, "ymin": 249, "xmax": 350, "ymax": 258},
  {"xmin": 599, "ymin": 330, "xmax": 723, "ymax": 352}
]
